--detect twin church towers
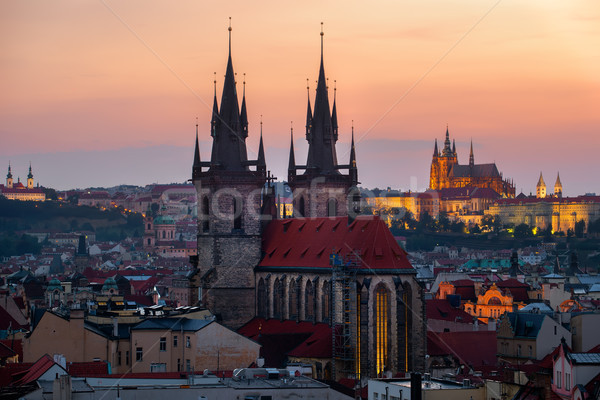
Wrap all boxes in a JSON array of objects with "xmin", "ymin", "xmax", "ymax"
[{"xmin": 189, "ymin": 23, "xmax": 360, "ymax": 325}]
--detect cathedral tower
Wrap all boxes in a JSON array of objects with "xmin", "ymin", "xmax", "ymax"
[
  {"xmin": 190, "ymin": 22, "xmax": 269, "ymax": 329},
  {"xmin": 287, "ymin": 25, "xmax": 359, "ymax": 218},
  {"xmin": 536, "ymin": 172, "xmax": 547, "ymax": 198},
  {"xmin": 554, "ymin": 172, "xmax": 562, "ymax": 198},
  {"xmin": 429, "ymin": 126, "xmax": 458, "ymax": 190},
  {"xmin": 27, "ymin": 163, "xmax": 34, "ymax": 189}
]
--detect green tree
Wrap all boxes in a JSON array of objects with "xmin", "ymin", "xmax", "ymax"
[
  {"xmin": 514, "ymin": 223, "xmax": 533, "ymax": 239},
  {"xmin": 575, "ymin": 220, "xmax": 586, "ymax": 238}
]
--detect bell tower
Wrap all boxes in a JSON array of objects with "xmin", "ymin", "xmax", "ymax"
[
  {"xmin": 190, "ymin": 21, "xmax": 269, "ymax": 329},
  {"xmin": 6, "ymin": 163, "xmax": 13, "ymax": 189},
  {"xmin": 287, "ymin": 24, "xmax": 359, "ymax": 218}
]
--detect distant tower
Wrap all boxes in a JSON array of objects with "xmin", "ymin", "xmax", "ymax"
[
  {"xmin": 6, "ymin": 163, "xmax": 13, "ymax": 189},
  {"xmin": 536, "ymin": 172, "xmax": 547, "ymax": 198},
  {"xmin": 469, "ymin": 140, "xmax": 474, "ymax": 168},
  {"xmin": 27, "ymin": 163, "xmax": 34, "ymax": 189},
  {"xmin": 190, "ymin": 21, "xmax": 268, "ymax": 329},
  {"xmin": 73, "ymin": 234, "xmax": 90, "ymax": 273},
  {"xmin": 287, "ymin": 24, "xmax": 358, "ymax": 218},
  {"xmin": 429, "ymin": 125, "xmax": 458, "ymax": 190},
  {"xmin": 554, "ymin": 172, "xmax": 562, "ymax": 198}
]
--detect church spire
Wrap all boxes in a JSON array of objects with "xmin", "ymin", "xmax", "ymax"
[
  {"xmin": 7, "ymin": 162, "xmax": 12, "ymax": 179},
  {"xmin": 442, "ymin": 124, "xmax": 452, "ymax": 156},
  {"xmin": 469, "ymin": 139, "xmax": 474, "ymax": 167},
  {"xmin": 257, "ymin": 116, "xmax": 266, "ymax": 173},
  {"xmin": 288, "ymin": 123, "xmax": 296, "ymax": 178},
  {"xmin": 193, "ymin": 119, "xmax": 201, "ymax": 179},
  {"xmin": 331, "ymin": 80, "xmax": 338, "ymax": 141},
  {"xmin": 208, "ymin": 19, "xmax": 249, "ymax": 171},
  {"xmin": 452, "ymin": 139, "xmax": 456, "ymax": 155},
  {"xmin": 433, "ymin": 139, "xmax": 438, "ymax": 157},
  {"xmin": 554, "ymin": 172, "xmax": 563, "ymax": 197},
  {"xmin": 305, "ymin": 22, "xmax": 338, "ymax": 174},
  {"xmin": 305, "ymin": 80, "xmax": 312, "ymax": 141},
  {"xmin": 349, "ymin": 121, "xmax": 358, "ymax": 186},
  {"xmin": 240, "ymin": 74, "xmax": 248, "ymax": 138}
]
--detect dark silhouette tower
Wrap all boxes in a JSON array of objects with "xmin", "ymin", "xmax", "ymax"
[
  {"xmin": 190, "ymin": 21, "xmax": 268, "ymax": 329},
  {"xmin": 287, "ymin": 24, "xmax": 358, "ymax": 218}
]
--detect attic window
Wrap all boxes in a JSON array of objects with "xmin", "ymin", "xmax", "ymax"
[
  {"xmin": 300, "ymin": 247, "xmax": 309, "ymax": 257},
  {"xmin": 268, "ymin": 248, "xmax": 276, "ymax": 257},
  {"xmin": 283, "ymin": 247, "xmax": 292, "ymax": 257},
  {"xmin": 316, "ymin": 220, "xmax": 325, "ymax": 232},
  {"xmin": 348, "ymin": 220, "xmax": 357, "ymax": 232},
  {"xmin": 283, "ymin": 220, "xmax": 293, "ymax": 233},
  {"xmin": 317, "ymin": 246, "xmax": 326, "ymax": 257},
  {"xmin": 298, "ymin": 221, "xmax": 306, "ymax": 232},
  {"xmin": 332, "ymin": 221, "xmax": 341, "ymax": 232}
]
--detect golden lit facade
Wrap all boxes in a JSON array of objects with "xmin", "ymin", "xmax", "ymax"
[
  {"xmin": 429, "ymin": 128, "xmax": 515, "ymax": 197},
  {"xmin": 1, "ymin": 163, "xmax": 45, "ymax": 201},
  {"xmin": 487, "ymin": 196, "xmax": 600, "ymax": 233},
  {"xmin": 463, "ymin": 283, "xmax": 525, "ymax": 324}
]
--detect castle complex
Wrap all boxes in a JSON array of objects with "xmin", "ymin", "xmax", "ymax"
[
  {"xmin": 429, "ymin": 128, "xmax": 515, "ymax": 197},
  {"xmin": 0, "ymin": 163, "xmax": 45, "ymax": 201},
  {"xmin": 189, "ymin": 25, "xmax": 426, "ymax": 380}
]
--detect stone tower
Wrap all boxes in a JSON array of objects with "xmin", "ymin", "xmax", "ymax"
[
  {"xmin": 554, "ymin": 172, "xmax": 562, "ymax": 198},
  {"xmin": 536, "ymin": 172, "xmax": 547, "ymax": 199},
  {"xmin": 429, "ymin": 126, "xmax": 458, "ymax": 190},
  {"xmin": 190, "ymin": 23, "xmax": 268, "ymax": 329},
  {"xmin": 27, "ymin": 163, "xmax": 34, "ymax": 189},
  {"xmin": 287, "ymin": 25, "xmax": 359, "ymax": 218},
  {"xmin": 6, "ymin": 163, "xmax": 13, "ymax": 189}
]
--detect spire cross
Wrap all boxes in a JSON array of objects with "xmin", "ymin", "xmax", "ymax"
[
  {"xmin": 320, "ymin": 22, "xmax": 324, "ymax": 58},
  {"xmin": 213, "ymin": 72, "xmax": 217, "ymax": 94},
  {"xmin": 243, "ymin": 72, "xmax": 246, "ymax": 95},
  {"xmin": 260, "ymin": 114, "xmax": 263, "ymax": 132},
  {"xmin": 334, "ymin": 80, "xmax": 337, "ymax": 99},
  {"xmin": 228, "ymin": 17, "xmax": 232, "ymax": 53}
]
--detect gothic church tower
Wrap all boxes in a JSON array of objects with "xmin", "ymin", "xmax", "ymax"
[
  {"xmin": 190, "ymin": 23, "xmax": 269, "ymax": 329},
  {"xmin": 287, "ymin": 25, "xmax": 359, "ymax": 218}
]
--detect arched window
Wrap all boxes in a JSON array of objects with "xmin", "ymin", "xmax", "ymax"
[
  {"xmin": 162, "ymin": 230, "xmax": 166, "ymax": 239},
  {"xmin": 202, "ymin": 196, "xmax": 210, "ymax": 232},
  {"xmin": 327, "ymin": 198, "xmax": 337, "ymax": 217},
  {"xmin": 233, "ymin": 197, "xmax": 242, "ymax": 230},
  {"xmin": 299, "ymin": 196, "xmax": 306, "ymax": 218},
  {"xmin": 305, "ymin": 280, "xmax": 315, "ymax": 322},
  {"xmin": 374, "ymin": 283, "xmax": 391, "ymax": 375},
  {"xmin": 257, "ymin": 278, "xmax": 267, "ymax": 318},
  {"xmin": 289, "ymin": 279, "xmax": 298, "ymax": 320},
  {"xmin": 321, "ymin": 280, "xmax": 331, "ymax": 323},
  {"xmin": 273, "ymin": 278, "xmax": 282, "ymax": 320}
]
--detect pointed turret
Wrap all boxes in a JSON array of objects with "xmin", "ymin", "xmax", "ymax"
[
  {"xmin": 305, "ymin": 80, "xmax": 312, "ymax": 141},
  {"xmin": 433, "ymin": 139, "xmax": 439, "ymax": 157},
  {"xmin": 6, "ymin": 162, "xmax": 13, "ymax": 189},
  {"xmin": 536, "ymin": 172, "xmax": 547, "ymax": 198},
  {"xmin": 27, "ymin": 162, "xmax": 34, "ymax": 189},
  {"xmin": 331, "ymin": 82, "xmax": 338, "ymax": 141},
  {"xmin": 240, "ymin": 76, "xmax": 248, "ymax": 138},
  {"xmin": 192, "ymin": 122, "xmax": 202, "ymax": 179},
  {"xmin": 210, "ymin": 75, "xmax": 219, "ymax": 137},
  {"xmin": 288, "ymin": 125, "xmax": 296, "ymax": 179},
  {"xmin": 257, "ymin": 119, "xmax": 266, "ymax": 173},
  {"xmin": 469, "ymin": 140, "xmax": 474, "ymax": 167},
  {"xmin": 452, "ymin": 139, "xmax": 456, "ymax": 155},
  {"xmin": 349, "ymin": 123, "xmax": 358, "ymax": 186},
  {"xmin": 442, "ymin": 125, "xmax": 452, "ymax": 156},
  {"xmin": 554, "ymin": 172, "xmax": 563, "ymax": 197}
]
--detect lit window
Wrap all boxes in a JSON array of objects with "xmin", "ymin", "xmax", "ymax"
[{"xmin": 376, "ymin": 285, "xmax": 389, "ymax": 375}]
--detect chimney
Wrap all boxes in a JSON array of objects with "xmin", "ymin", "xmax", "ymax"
[{"xmin": 411, "ymin": 372, "xmax": 422, "ymax": 400}]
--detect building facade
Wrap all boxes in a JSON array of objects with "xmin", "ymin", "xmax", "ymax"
[
  {"xmin": 429, "ymin": 129, "xmax": 515, "ymax": 197},
  {"xmin": 0, "ymin": 163, "xmax": 45, "ymax": 201}
]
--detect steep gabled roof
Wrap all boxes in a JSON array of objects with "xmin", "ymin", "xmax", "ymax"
[
  {"xmin": 449, "ymin": 163, "xmax": 500, "ymax": 178},
  {"xmin": 259, "ymin": 216, "xmax": 413, "ymax": 272}
]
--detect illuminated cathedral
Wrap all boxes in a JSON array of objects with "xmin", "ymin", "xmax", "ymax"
[{"xmin": 429, "ymin": 127, "xmax": 515, "ymax": 197}]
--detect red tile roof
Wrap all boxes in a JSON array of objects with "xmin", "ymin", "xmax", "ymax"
[
  {"xmin": 67, "ymin": 361, "xmax": 109, "ymax": 376},
  {"xmin": 260, "ymin": 216, "xmax": 413, "ymax": 271},
  {"xmin": 428, "ymin": 331, "xmax": 497, "ymax": 367},
  {"xmin": 426, "ymin": 299, "xmax": 475, "ymax": 323},
  {"xmin": 13, "ymin": 354, "xmax": 60, "ymax": 385},
  {"xmin": 238, "ymin": 318, "xmax": 333, "ymax": 366}
]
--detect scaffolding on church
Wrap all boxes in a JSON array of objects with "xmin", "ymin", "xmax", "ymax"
[{"xmin": 330, "ymin": 250, "xmax": 361, "ymax": 387}]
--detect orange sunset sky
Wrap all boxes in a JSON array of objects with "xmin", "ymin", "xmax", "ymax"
[{"xmin": 1, "ymin": 1, "xmax": 599, "ymax": 194}]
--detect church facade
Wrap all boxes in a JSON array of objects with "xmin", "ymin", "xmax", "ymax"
[
  {"xmin": 0, "ymin": 163, "xmax": 45, "ymax": 201},
  {"xmin": 429, "ymin": 128, "xmax": 515, "ymax": 198},
  {"xmin": 190, "ymin": 25, "xmax": 426, "ymax": 380}
]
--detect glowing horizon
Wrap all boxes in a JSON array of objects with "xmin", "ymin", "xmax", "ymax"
[{"xmin": 1, "ymin": 1, "xmax": 599, "ymax": 194}]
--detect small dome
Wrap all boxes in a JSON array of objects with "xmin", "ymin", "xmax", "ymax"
[
  {"xmin": 153, "ymin": 215, "xmax": 175, "ymax": 225},
  {"xmin": 102, "ymin": 276, "xmax": 119, "ymax": 291},
  {"xmin": 47, "ymin": 278, "xmax": 63, "ymax": 292}
]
